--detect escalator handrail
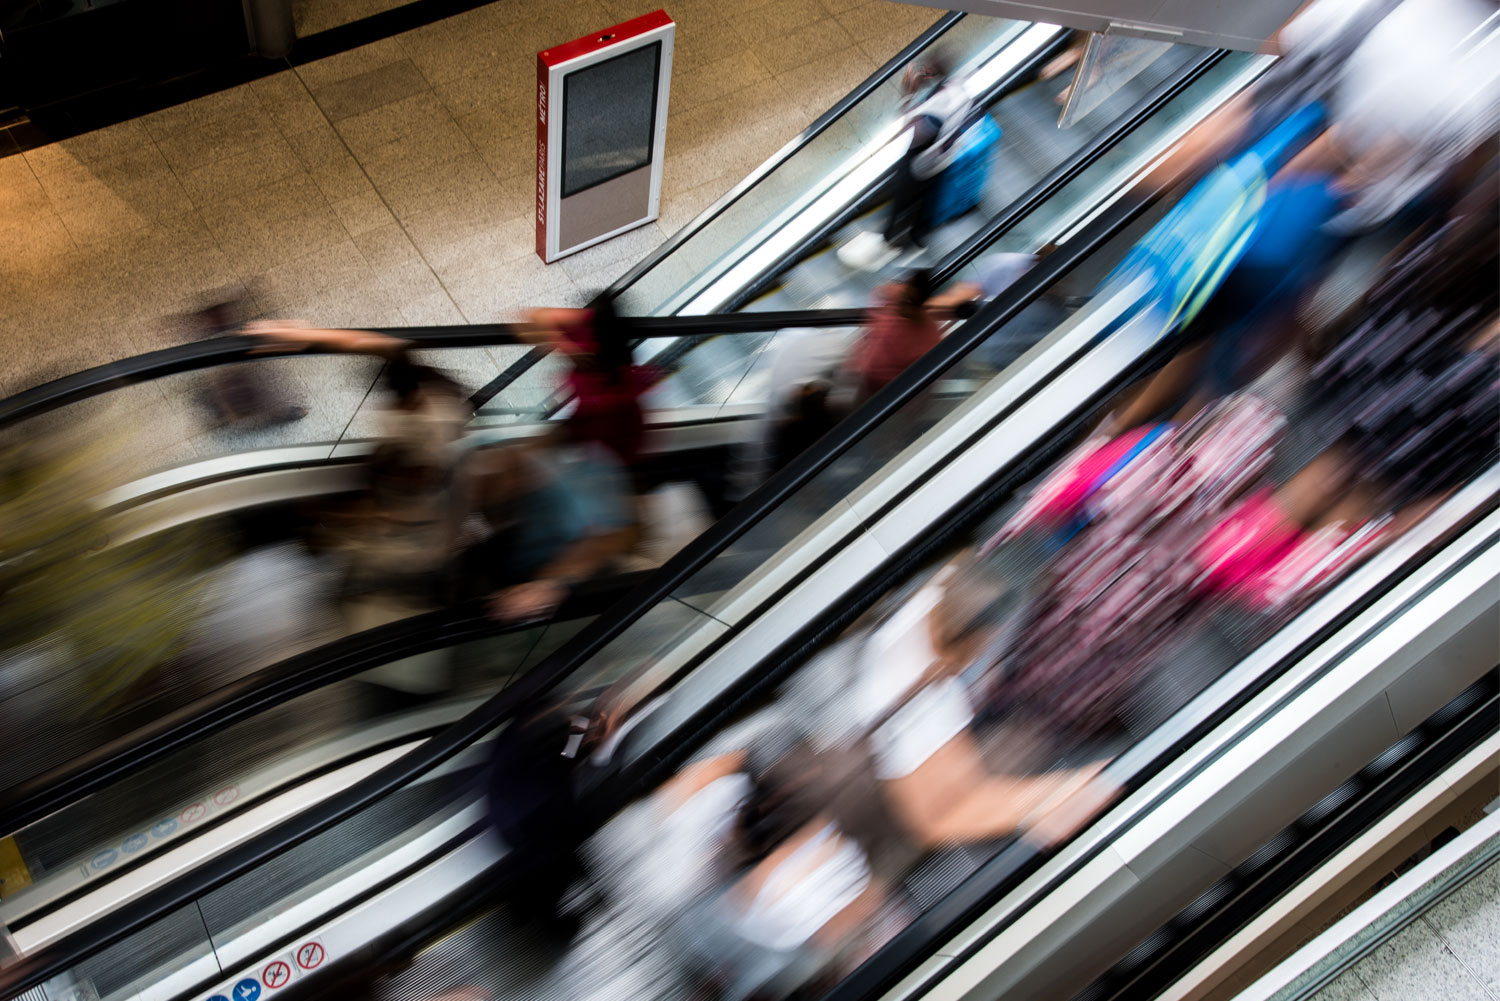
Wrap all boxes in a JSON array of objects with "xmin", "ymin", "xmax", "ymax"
[
  {"xmin": 1077, "ymin": 675, "xmax": 1500, "ymax": 1001},
  {"xmin": 0, "ymin": 109, "xmax": 1190, "ymax": 1001},
  {"xmin": 606, "ymin": 11, "xmax": 967, "ymax": 298},
  {"xmin": 521, "ymin": 47, "xmax": 1234, "ymax": 422},
  {"xmin": 707, "ymin": 32, "xmax": 1070, "ymax": 315},
  {"xmin": 0, "ymin": 308, "xmax": 865, "ymax": 433},
  {"xmin": 929, "ymin": 47, "xmax": 1227, "ymax": 289},
  {"xmin": 0, "ymin": 574, "xmax": 645, "ymax": 847},
  {"xmin": 485, "ymin": 41, "xmax": 1216, "ymax": 417}
]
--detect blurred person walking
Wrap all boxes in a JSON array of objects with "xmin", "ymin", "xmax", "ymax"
[
  {"xmin": 191, "ymin": 294, "xmax": 306, "ymax": 428},
  {"xmin": 846, "ymin": 268, "xmax": 972, "ymax": 404},
  {"xmin": 522, "ymin": 293, "xmax": 656, "ymax": 476},
  {"xmin": 464, "ymin": 440, "xmax": 641, "ymax": 623},
  {"xmin": 839, "ymin": 51, "xmax": 977, "ymax": 271}
]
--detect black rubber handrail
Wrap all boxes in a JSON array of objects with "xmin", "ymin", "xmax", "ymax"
[
  {"xmin": 929, "ymin": 47, "xmax": 1227, "ymax": 289},
  {"xmin": 0, "ymin": 308, "xmax": 864, "ymax": 433},
  {"xmin": 0, "ymin": 574, "xmax": 643, "ymax": 842},
  {"xmin": 803, "ymin": 520, "xmax": 1497, "ymax": 1001},
  {"xmin": 711, "ymin": 33, "xmax": 1070, "ymax": 315},
  {"xmin": 0, "ymin": 112, "xmax": 1182, "ymax": 1000},
  {"xmin": 606, "ymin": 11, "xmax": 968, "ymax": 297},
  {"xmin": 520, "ymin": 48, "xmax": 1229, "ymax": 422},
  {"xmin": 1077, "ymin": 673, "xmax": 1499, "ymax": 1001}
]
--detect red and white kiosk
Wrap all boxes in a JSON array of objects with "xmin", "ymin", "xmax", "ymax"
[{"xmin": 535, "ymin": 10, "xmax": 676, "ymax": 264}]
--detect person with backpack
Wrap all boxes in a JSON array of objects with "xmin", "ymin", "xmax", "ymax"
[{"xmin": 839, "ymin": 51, "xmax": 976, "ymax": 272}]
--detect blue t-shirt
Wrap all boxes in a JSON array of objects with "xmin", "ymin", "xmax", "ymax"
[{"xmin": 504, "ymin": 445, "xmax": 633, "ymax": 578}]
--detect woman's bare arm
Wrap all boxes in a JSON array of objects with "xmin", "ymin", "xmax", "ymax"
[
  {"xmin": 881, "ymin": 729, "xmax": 1109, "ymax": 847},
  {"xmin": 244, "ymin": 319, "xmax": 410, "ymax": 358}
]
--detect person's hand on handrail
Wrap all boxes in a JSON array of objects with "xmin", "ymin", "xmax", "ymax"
[{"xmin": 243, "ymin": 319, "xmax": 411, "ymax": 358}]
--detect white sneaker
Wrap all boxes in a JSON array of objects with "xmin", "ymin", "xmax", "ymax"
[{"xmin": 838, "ymin": 230, "xmax": 901, "ymax": 272}]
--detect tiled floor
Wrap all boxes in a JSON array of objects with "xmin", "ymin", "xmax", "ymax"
[
  {"xmin": 1311, "ymin": 854, "xmax": 1500, "ymax": 1001},
  {"xmin": 0, "ymin": 0, "xmax": 943, "ymax": 396}
]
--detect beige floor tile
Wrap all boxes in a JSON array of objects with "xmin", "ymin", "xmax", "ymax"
[
  {"xmin": 200, "ymin": 174, "xmax": 349, "ymax": 276},
  {"xmin": 333, "ymin": 89, "xmax": 452, "ymax": 156},
  {"xmin": 252, "ymin": 238, "xmax": 381, "ymax": 308},
  {"xmin": 355, "ymin": 118, "xmax": 478, "ymax": 189},
  {"xmin": 310, "ymin": 59, "xmax": 433, "ymax": 122},
  {"xmin": 331, "ymin": 189, "xmax": 399, "ymax": 236},
  {"xmin": 275, "ymin": 284, "xmax": 409, "ymax": 327},
  {"xmin": 835, "ymin": 0, "xmax": 941, "ymax": 44},
  {"xmin": 372, "ymin": 150, "xmax": 503, "ymax": 221},
  {"xmin": 596, "ymin": 0, "xmax": 721, "ymax": 22},
  {"xmin": 405, "ymin": 208, "xmax": 534, "ymax": 285},
  {"xmin": 657, "ymin": 167, "xmax": 741, "ymax": 235},
  {"xmin": 666, "ymin": 78, "xmax": 793, "ymax": 151},
  {"xmin": 0, "ymin": 209, "xmax": 79, "ymax": 273},
  {"xmin": 775, "ymin": 45, "xmax": 879, "ymax": 114},
  {"xmin": 251, "ymin": 71, "xmax": 330, "ymax": 137},
  {"xmin": 453, "ymin": 103, "xmax": 533, "ymax": 165},
  {"xmin": 728, "ymin": 0, "xmax": 835, "ymax": 40},
  {"xmin": 748, "ymin": 16, "xmax": 860, "ymax": 77},
  {"xmin": 352, "ymin": 221, "xmax": 427, "ymax": 272},
  {"xmin": 671, "ymin": 50, "xmax": 776, "ymax": 112},
  {"xmin": 661, "ymin": 110, "xmax": 806, "ymax": 203},
  {"xmin": 397, "ymin": 12, "xmax": 515, "ymax": 86},
  {"xmin": 153, "ymin": 108, "xmax": 283, "ymax": 175},
  {"xmin": 399, "ymin": 290, "xmax": 467, "ymax": 326},
  {"xmin": 34, "ymin": 150, "xmax": 198, "ymax": 247},
  {"xmin": 669, "ymin": 14, "xmax": 747, "ymax": 74},
  {"xmin": 285, "ymin": 125, "xmax": 379, "ymax": 203},
  {"xmin": 446, "ymin": 251, "xmax": 582, "ymax": 322},
  {"xmin": 295, "ymin": 38, "xmax": 408, "ymax": 91},
  {"xmin": 174, "ymin": 134, "xmax": 308, "ymax": 207},
  {"xmin": 27, "ymin": 142, "xmax": 185, "ymax": 209},
  {"xmin": 433, "ymin": 68, "xmax": 533, "ymax": 120},
  {"xmin": 21, "ymin": 120, "xmax": 155, "ymax": 172},
  {"xmin": 139, "ymin": 84, "xmax": 264, "ymax": 143},
  {"xmin": 556, "ymin": 222, "xmax": 667, "ymax": 288},
  {"xmin": 0, "ymin": 155, "xmax": 51, "ymax": 218},
  {"xmin": 854, "ymin": 13, "xmax": 947, "ymax": 62},
  {"xmin": 529, "ymin": 0, "xmax": 617, "ymax": 43}
]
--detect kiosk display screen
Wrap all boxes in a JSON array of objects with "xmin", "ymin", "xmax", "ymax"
[{"xmin": 561, "ymin": 42, "xmax": 662, "ymax": 198}]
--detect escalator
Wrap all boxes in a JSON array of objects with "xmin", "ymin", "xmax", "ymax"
[
  {"xmin": 0, "ymin": 12, "xmax": 1260, "ymax": 836},
  {"xmin": 4, "ymin": 64, "xmax": 1495, "ymax": 999},
  {"xmin": 0, "ymin": 18, "xmax": 1414, "ymax": 1001}
]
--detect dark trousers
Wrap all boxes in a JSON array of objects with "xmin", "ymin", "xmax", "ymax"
[
  {"xmin": 883, "ymin": 116, "xmax": 941, "ymax": 247},
  {"xmin": 883, "ymin": 151, "xmax": 934, "ymax": 248}
]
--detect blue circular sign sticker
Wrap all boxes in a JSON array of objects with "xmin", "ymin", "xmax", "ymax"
[
  {"xmin": 151, "ymin": 818, "xmax": 178, "ymax": 839},
  {"xmin": 208, "ymin": 996, "xmax": 231, "ymax": 1001},
  {"xmin": 232, "ymin": 979, "xmax": 261, "ymax": 1001},
  {"xmin": 122, "ymin": 833, "xmax": 149, "ymax": 854},
  {"xmin": 90, "ymin": 848, "xmax": 118, "ymax": 870}
]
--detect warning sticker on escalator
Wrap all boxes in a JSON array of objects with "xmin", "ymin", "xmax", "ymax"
[
  {"xmin": 262, "ymin": 960, "xmax": 292, "ymax": 989},
  {"xmin": 72, "ymin": 785, "xmax": 245, "ymax": 884},
  {"xmin": 201, "ymin": 941, "xmax": 327, "ymax": 1000},
  {"xmin": 296, "ymin": 940, "xmax": 326, "ymax": 971}
]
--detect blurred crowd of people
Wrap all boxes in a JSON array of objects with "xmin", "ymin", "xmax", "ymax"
[
  {"xmin": 419, "ymin": 1, "xmax": 1496, "ymax": 999},
  {"xmin": 0, "ymin": 0, "xmax": 1496, "ymax": 996}
]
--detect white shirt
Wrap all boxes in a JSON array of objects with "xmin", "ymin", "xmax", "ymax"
[
  {"xmin": 852, "ymin": 573, "xmax": 977, "ymax": 779},
  {"xmin": 731, "ymin": 823, "xmax": 872, "ymax": 951}
]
